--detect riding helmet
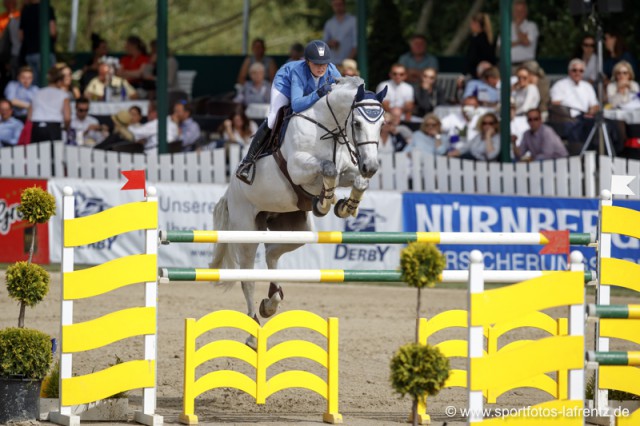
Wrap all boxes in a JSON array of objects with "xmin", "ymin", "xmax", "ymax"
[{"xmin": 304, "ymin": 40, "xmax": 332, "ymax": 65}]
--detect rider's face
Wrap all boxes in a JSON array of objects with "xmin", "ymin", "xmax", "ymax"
[{"xmin": 308, "ymin": 61, "xmax": 328, "ymax": 78}]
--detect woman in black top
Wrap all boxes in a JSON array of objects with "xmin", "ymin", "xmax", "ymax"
[{"xmin": 465, "ymin": 13, "xmax": 496, "ymax": 78}]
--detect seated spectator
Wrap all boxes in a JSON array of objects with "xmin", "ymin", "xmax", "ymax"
[
  {"xmin": 173, "ymin": 101, "xmax": 201, "ymax": 152},
  {"xmin": 455, "ymin": 61, "xmax": 492, "ymax": 104},
  {"xmin": 448, "ymin": 112, "xmax": 500, "ymax": 161},
  {"xmin": 441, "ymin": 96, "xmax": 482, "ymax": 146},
  {"xmin": 403, "ymin": 113, "xmax": 448, "ymax": 156},
  {"xmin": 607, "ymin": 60, "xmax": 639, "ymax": 109},
  {"xmin": 28, "ymin": 65, "xmax": 71, "ymax": 143},
  {"xmin": 221, "ymin": 108, "xmax": 257, "ymax": 148},
  {"xmin": 513, "ymin": 107, "xmax": 568, "ymax": 161},
  {"xmin": 80, "ymin": 33, "xmax": 109, "ymax": 92},
  {"xmin": 85, "ymin": 62, "xmax": 137, "ymax": 101},
  {"xmin": 126, "ymin": 101, "xmax": 179, "ymax": 153},
  {"xmin": 341, "ymin": 59, "xmax": 359, "ymax": 77},
  {"xmin": 68, "ymin": 97, "xmax": 108, "ymax": 146},
  {"xmin": 575, "ymin": 35, "xmax": 597, "ymax": 84},
  {"xmin": 234, "ymin": 62, "xmax": 271, "ymax": 107},
  {"xmin": 376, "ymin": 64, "xmax": 414, "ymax": 121},
  {"xmin": 128, "ymin": 105, "xmax": 143, "ymax": 129},
  {"xmin": 379, "ymin": 107, "xmax": 411, "ymax": 154},
  {"xmin": 4, "ymin": 66, "xmax": 38, "ymax": 117},
  {"xmin": 141, "ymin": 39, "xmax": 180, "ymax": 98},
  {"xmin": 412, "ymin": 67, "xmax": 445, "ymax": 118},
  {"xmin": 0, "ymin": 99, "xmax": 24, "ymax": 146},
  {"xmin": 512, "ymin": 65, "xmax": 540, "ymax": 115},
  {"xmin": 603, "ymin": 30, "xmax": 638, "ymax": 80},
  {"xmin": 398, "ymin": 34, "xmax": 439, "ymax": 84},
  {"xmin": 522, "ymin": 60, "xmax": 550, "ymax": 115},
  {"xmin": 287, "ymin": 42, "xmax": 304, "ymax": 62},
  {"xmin": 56, "ymin": 63, "xmax": 81, "ymax": 99},
  {"xmin": 462, "ymin": 66, "xmax": 500, "ymax": 107},
  {"xmin": 465, "ymin": 13, "xmax": 496, "ymax": 78},
  {"xmin": 117, "ymin": 35, "xmax": 150, "ymax": 89},
  {"xmin": 236, "ymin": 38, "xmax": 277, "ymax": 84}
]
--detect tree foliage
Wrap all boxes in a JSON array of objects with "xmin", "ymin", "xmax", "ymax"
[
  {"xmin": 400, "ymin": 242, "xmax": 445, "ymax": 290},
  {"xmin": 5, "ymin": 262, "xmax": 50, "ymax": 308},
  {"xmin": 390, "ymin": 343, "xmax": 450, "ymax": 400},
  {"xmin": 367, "ymin": 0, "xmax": 407, "ymax": 89}
]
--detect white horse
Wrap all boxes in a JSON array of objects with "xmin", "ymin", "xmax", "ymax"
[{"xmin": 212, "ymin": 77, "xmax": 386, "ymax": 340}]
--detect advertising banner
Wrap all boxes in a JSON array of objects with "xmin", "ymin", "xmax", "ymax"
[
  {"xmin": 0, "ymin": 178, "xmax": 50, "ymax": 264},
  {"xmin": 403, "ymin": 192, "xmax": 640, "ymax": 271}
]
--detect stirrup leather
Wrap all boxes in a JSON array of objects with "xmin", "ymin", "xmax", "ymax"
[{"xmin": 236, "ymin": 161, "xmax": 256, "ymax": 185}]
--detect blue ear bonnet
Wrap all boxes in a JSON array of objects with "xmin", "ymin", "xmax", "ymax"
[{"xmin": 357, "ymin": 91, "xmax": 384, "ymax": 123}]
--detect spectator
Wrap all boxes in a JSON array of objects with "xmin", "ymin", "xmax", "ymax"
[
  {"xmin": 606, "ymin": 60, "xmax": 639, "ymax": 109},
  {"xmin": 141, "ymin": 39, "xmax": 180, "ymax": 98},
  {"xmin": 234, "ymin": 62, "xmax": 271, "ymax": 107},
  {"xmin": 0, "ymin": 0, "xmax": 18, "ymax": 34},
  {"xmin": 376, "ymin": 64, "xmax": 414, "ymax": 121},
  {"xmin": 412, "ymin": 67, "xmax": 445, "ymax": 118},
  {"xmin": 404, "ymin": 113, "xmax": 448, "ymax": 156},
  {"xmin": 465, "ymin": 12, "xmax": 496, "ymax": 78},
  {"xmin": 28, "ymin": 65, "xmax": 70, "ymax": 143},
  {"xmin": 80, "ymin": 34, "xmax": 109, "ymax": 92},
  {"xmin": 127, "ymin": 101, "xmax": 179, "ymax": 153},
  {"xmin": 236, "ymin": 38, "xmax": 277, "ymax": 85},
  {"xmin": 441, "ymin": 95, "xmax": 482, "ymax": 145},
  {"xmin": 173, "ymin": 101, "xmax": 201, "ymax": 152},
  {"xmin": 19, "ymin": 0, "xmax": 57, "ymax": 86},
  {"xmin": 510, "ymin": 101, "xmax": 529, "ymax": 148},
  {"xmin": 513, "ymin": 107, "xmax": 568, "ymax": 161},
  {"xmin": 341, "ymin": 58, "xmax": 359, "ymax": 77},
  {"xmin": 0, "ymin": 0, "xmax": 21, "ymax": 80},
  {"xmin": 378, "ymin": 111, "xmax": 411, "ymax": 154},
  {"xmin": 287, "ymin": 42, "xmax": 304, "ymax": 62},
  {"xmin": 69, "ymin": 97, "xmax": 108, "ymax": 146},
  {"xmin": 603, "ymin": 30, "xmax": 638, "ymax": 80},
  {"xmin": 117, "ymin": 35, "xmax": 150, "ymax": 89},
  {"xmin": 4, "ymin": 66, "xmax": 38, "ymax": 118},
  {"xmin": 512, "ymin": 65, "xmax": 540, "ymax": 115},
  {"xmin": 221, "ymin": 108, "xmax": 257, "ymax": 148},
  {"xmin": 522, "ymin": 60, "xmax": 550, "ymax": 115},
  {"xmin": 448, "ymin": 111, "xmax": 500, "ymax": 161},
  {"xmin": 85, "ymin": 62, "xmax": 137, "ymax": 101},
  {"xmin": 398, "ymin": 34, "xmax": 439, "ymax": 84},
  {"xmin": 323, "ymin": 0, "xmax": 356, "ymax": 65},
  {"xmin": 576, "ymin": 35, "xmax": 597, "ymax": 84},
  {"xmin": 56, "ymin": 63, "xmax": 81, "ymax": 99},
  {"xmin": 498, "ymin": 0, "xmax": 538, "ymax": 69},
  {"xmin": 463, "ymin": 66, "xmax": 500, "ymax": 107},
  {"xmin": 0, "ymin": 98, "xmax": 23, "ymax": 146},
  {"xmin": 128, "ymin": 105, "xmax": 143, "ymax": 129}
]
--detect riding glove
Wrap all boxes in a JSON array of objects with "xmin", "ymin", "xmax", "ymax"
[{"xmin": 316, "ymin": 83, "xmax": 332, "ymax": 98}]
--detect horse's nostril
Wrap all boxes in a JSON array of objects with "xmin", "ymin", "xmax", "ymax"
[{"xmin": 362, "ymin": 164, "xmax": 368, "ymax": 173}]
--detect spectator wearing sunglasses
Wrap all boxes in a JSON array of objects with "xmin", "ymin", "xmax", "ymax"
[
  {"xmin": 606, "ymin": 60, "xmax": 639, "ymax": 109},
  {"xmin": 448, "ymin": 112, "xmax": 500, "ymax": 161},
  {"xmin": 376, "ymin": 64, "xmax": 414, "ymax": 122},
  {"xmin": 550, "ymin": 59, "xmax": 598, "ymax": 118},
  {"xmin": 575, "ymin": 35, "xmax": 597, "ymax": 84},
  {"xmin": 68, "ymin": 97, "xmax": 108, "ymax": 146},
  {"xmin": 513, "ymin": 108, "xmax": 567, "ymax": 161}
]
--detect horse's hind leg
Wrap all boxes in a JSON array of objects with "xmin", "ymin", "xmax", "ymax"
[{"xmin": 335, "ymin": 175, "xmax": 369, "ymax": 218}]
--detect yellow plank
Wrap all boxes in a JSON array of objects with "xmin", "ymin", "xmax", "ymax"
[
  {"xmin": 61, "ymin": 360, "xmax": 154, "ymax": 406},
  {"xmin": 600, "ymin": 319, "xmax": 640, "ymax": 345},
  {"xmin": 471, "ymin": 272, "xmax": 583, "ymax": 326},
  {"xmin": 470, "ymin": 336, "xmax": 583, "ymax": 392},
  {"xmin": 600, "ymin": 258, "xmax": 640, "ymax": 293},
  {"xmin": 194, "ymin": 370, "xmax": 257, "ymax": 399},
  {"xmin": 64, "ymin": 201, "xmax": 157, "ymax": 247},
  {"xmin": 444, "ymin": 369, "xmax": 467, "ymax": 388},
  {"xmin": 194, "ymin": 310, "xmax": 259, "ymax": 339},
  {"xmin": 490, "ymin": 311, "xmax": 560, "ymax": 340},
  {"xmin": 601, "ymin": 205, "xmax": 640, "ymax": 240},
  {"xmin": 434, "ymin": 340, "xmax": 468, "ymax": 358},
  {"xmin": 265, "ymin": 370, "xmax": 327, "ymax": 400},
  {"xmin": 64, "ymin": 254, "xmax": 156, "ymax": 299},
  {"xmin": 194, "ymin": 340, "xmax": 257, "ymax": 368},
  {"xmin": 62, "ymin": 307, "xmax": 155, "ymax": 353},
  {"xmin": 262, "ymin": 310, "xmax": 328, "ymax": 339},
  {"xmin": 616, "ymin": 408, "xmax": 640, "ymax": 426},
  {"xmin": 265, "ymin": 340, "xmax": 327, "ymax": 369},
  {"xmin": 600, "ymin": 366, "xmax": 640, "ymax": 396},
  {"xmin": 422, "ymin": 310, "xmax": 468, "ymax": 339}
]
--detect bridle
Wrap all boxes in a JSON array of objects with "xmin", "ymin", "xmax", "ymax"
[{"xmin": 291, "ymin": 89, "xmax": 383, "ymax": 167}]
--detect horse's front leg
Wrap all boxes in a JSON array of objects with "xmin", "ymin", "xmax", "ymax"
[
  {"xmin": 335, "ymin": 175, "xmax": 369, "ymax": 218},
  {"xmin": 313, "ymin": 160, "xmax": 338, "ymax": 217}
]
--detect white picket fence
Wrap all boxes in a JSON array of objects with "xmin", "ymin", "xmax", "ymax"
[{"xmin": 1, "ymin": 141, "xmax": 637, "ymax": 199}]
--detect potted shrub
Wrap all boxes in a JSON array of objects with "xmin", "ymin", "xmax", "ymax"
[
  {"xmin": 0, "ymin": 187, "xmax": 55, "ymax": 423},
  {"xmin": 390, "ymin": 242, "xmax": 450, "ymax": 426}
]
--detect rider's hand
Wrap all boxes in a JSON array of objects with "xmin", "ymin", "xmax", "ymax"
[{"xmin": 316, "ymin": 83, "xmax": 331, "ymax": 98}]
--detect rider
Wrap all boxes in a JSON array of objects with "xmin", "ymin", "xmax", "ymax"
[{"xmin": 236, "ymin": 40, "xmax": 342, "ymax": 184}]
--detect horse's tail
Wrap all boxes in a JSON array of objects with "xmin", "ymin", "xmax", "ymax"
[{"xmin": 211, "ymin": 192, "xmax": 236, "ymax": 270}]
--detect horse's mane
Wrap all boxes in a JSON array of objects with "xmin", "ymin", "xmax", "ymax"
[{"xmin": 333, "ymin": 76, "xmax": 366, "ymax": 93}]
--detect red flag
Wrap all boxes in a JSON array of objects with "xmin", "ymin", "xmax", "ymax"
[
  {"xmin": 539, "ymin": 230, "xmax": 570, "ymax": 255},
  {"xmin": 121, "ymin": 170, "xmax": 146, "ymax": 196}
]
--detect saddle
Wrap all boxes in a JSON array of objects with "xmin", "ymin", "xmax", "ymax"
[{"xmin": 256, "ymin": 106, "xmax": 314, "ymax": 212}]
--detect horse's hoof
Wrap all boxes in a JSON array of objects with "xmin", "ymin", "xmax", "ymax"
[
  {"xmin": 259, "ymin": 298, "xmax": 278, "ymax": 318},
  {"xmin": 245, "ymin": 336, "xmax": 258, "ymax": 350},
  {"xmin": 312, "ymin": 196, "xmax": 329, "ymax": 217},
  {"xmin": 334, "ymin": 198, "xmax": 349, "ymax": 218}
]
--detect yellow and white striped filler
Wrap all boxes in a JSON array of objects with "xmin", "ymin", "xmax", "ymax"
[
  {"xmin": 160, "ymin": 268, "xmax": 594, "ymax": 284},
  {"xmin": 159, "ymin": 230, "xmax": 594, "ymax": 246}
]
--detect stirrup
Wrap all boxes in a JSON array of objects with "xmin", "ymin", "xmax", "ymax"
[{"xmin": 236, "ymin": 161, "xmax": 256, "ymax": 185}]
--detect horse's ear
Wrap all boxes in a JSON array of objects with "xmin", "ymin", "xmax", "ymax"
[
  {"xmin": 376, "ymin": 85, "xmax": 388, "ymax": 103},
  {"xmin": 355, "ymin": 84, "xmax": 365, "ymax": 101}
]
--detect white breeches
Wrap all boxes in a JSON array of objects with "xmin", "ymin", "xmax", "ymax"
[{"xmin": 267, "ymin": 86, "xmax": 290, "ymax": 128}]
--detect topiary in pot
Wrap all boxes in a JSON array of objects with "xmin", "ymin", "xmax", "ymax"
[
  {"xmin": 6, "ymin": 261, "xmax": 50, "ymax": 328},
  {"xmin": 390, "ymin": 343, "xmax": 450, "ymax": 426}
]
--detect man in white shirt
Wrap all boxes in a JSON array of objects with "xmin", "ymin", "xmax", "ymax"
[
  {"xmin": 69, "ymin": 97, "xmax": 108, "ymax": 146},
  {"xmin": 497, "ymin": 0, "xmax": 539, "ymax": 67},
  {"xmin": 323, "ymin": 0, "xmax": 356, "ymax": 65},
  {"xmin": 441, "ymin": 96, "xmax": 483, "ymax": 148},
  {"xmin": 127, "ymin": 101, "xmax": 179, "ymax": 153},
  {"xmin": 376, "ymin": 64, "xmax": 414, "ymax": 121}
]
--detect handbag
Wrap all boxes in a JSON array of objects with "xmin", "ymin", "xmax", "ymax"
[{"xmin": 18, "ymin": 120, "xmax": 32, "ymax": 145}]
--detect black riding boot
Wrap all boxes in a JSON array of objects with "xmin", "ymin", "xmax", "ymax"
[{"xmin": 235, "ymin": 121, "xmax": 271, "ymax": 185}]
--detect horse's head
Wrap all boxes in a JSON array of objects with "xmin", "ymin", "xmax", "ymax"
[{"xmin": 350, "ymin": 83, "xmax": 386, "ymax": 178}]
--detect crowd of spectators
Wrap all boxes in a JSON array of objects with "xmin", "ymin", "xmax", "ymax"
[{"xmin": 1, "ymin": 0, "xmax": 639, "ymax": 162}]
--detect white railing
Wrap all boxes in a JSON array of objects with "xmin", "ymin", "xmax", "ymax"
[{"xmin": 0, "ymin": 141, "xmax": 633, "ymax": 199}]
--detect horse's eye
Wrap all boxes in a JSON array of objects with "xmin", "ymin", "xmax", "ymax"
[{"xmin": 354, "ymin": 121, "xmax": 362, "ymax": 128}]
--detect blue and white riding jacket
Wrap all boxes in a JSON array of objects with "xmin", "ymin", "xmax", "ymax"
[{"xmin": 272, "ymin": 60, "xmax": 342, "ymax": 113}]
